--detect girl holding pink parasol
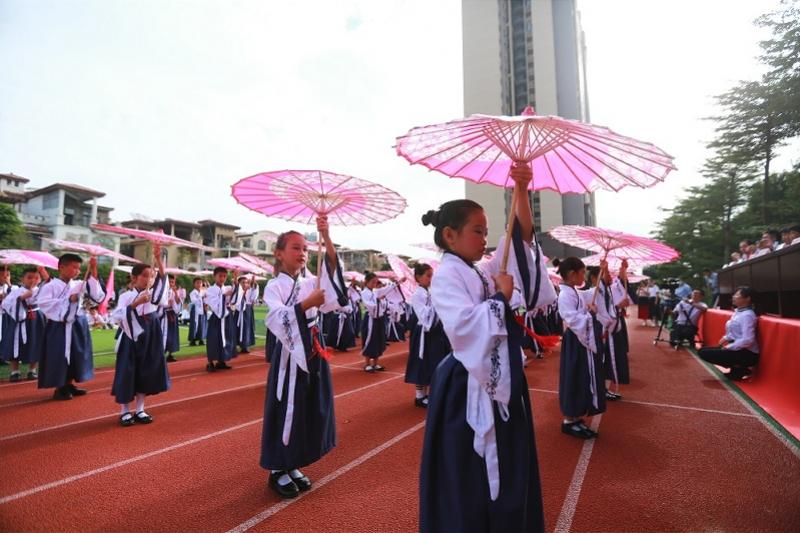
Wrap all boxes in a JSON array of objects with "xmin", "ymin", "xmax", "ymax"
[
  {"xmin": 260, "ymin": 216, "xmax": 344, "ymax": 499},
  {"xmin": 110, "ymin": 245, "xmax": 171, "ymax": 426},
  {"xmin": 418, "ymin": 164, "xmax": 556, "ymax": 533}
]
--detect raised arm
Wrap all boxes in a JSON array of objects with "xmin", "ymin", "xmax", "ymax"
[
  {"xmin": 510, "ymin": 162, "xmax": 533, "ymax": 243},
  {"xmin": 317, "ymin": 215, "xmax": 338, "ymax": 272}
]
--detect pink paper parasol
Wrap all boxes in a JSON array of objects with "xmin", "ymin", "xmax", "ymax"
[
  {"xmin": 412, "ymin": 242, "xmax": 441, "ymax": 253},
  {"xmin": 396, "ymin": 106, "xmax": 676, "ymax": 271},
  {"xmin": 207, "ymin": 257, "xmax": 269, "ymax": 276},
  {"xmin": 549, "ymin": 226, "xmax": 679, "ymax": 264},
  {"xmin": 164, "ymin": 267, "xmax": 212, "ymax": 277},
  {"xmin": 386, "ymin": 254, "xmax": 417, "ymax": 298},
  {"xmin": 0, "ymin": 250, "xmax": 59, "ymax": 269},
  {"xmin": 344, "ymin": 271, "xmax": 365, "ymax": 282},
  {"xmin": 375, "ymin": 271, "xmax": 397, "ymax": 279},
  {"xmin": 236, "ymin": 252, "xmax": 275, "ymax": 275},
  {"xmin": 231, "ymin": 169, "xmax": 406, "ymax": 286},
  {"xmin": 43, "ymin": 238, "xmax": 138, "ymax": 263},
  {"xmin": 411, "ymin": 257, "xmax": 441, "ymax": 271},
  {"xmin": 581, "ymin": 253, "xmax": 655, "ymax": 271},
  {"xmin": 91, "ymin": 224, "xmax": 216, "ymax": 252}
]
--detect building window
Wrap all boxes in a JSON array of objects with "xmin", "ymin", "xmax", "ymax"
[
  {"xmin": 241, "ymin": 239, "xmax": 251, "ymax": 249},
  {"xmin": 43, "ymin": 191, "xmax": 59, "ymax": 209},
  {"xmin": 258, "ymin": 240, "xmax": 267, "ymax": 251}
]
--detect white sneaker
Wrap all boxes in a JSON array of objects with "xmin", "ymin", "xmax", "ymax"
[{"xmin": 364, "ymin": 365, "xmax": 375, "ymax": 373}]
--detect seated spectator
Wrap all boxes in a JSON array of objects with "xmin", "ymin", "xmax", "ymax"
[
  {"xmin": 86, "ymin": 306, "xmax": 112, "ymax": 330},
  {"xmin": 765, "ymin": 230, "xmax": 781, "ymax": 251},
  {"xmin": 702, "ymin": 268, "xmax": 719, "ymax": 306},
  {"xmin": 674, "ymin": 279, "xmax": 693, "ymax": 299},
  {"xmin": 775, "ymin": 226, "xmax": 792, "ymax": 250},
  {"xmin": 670, "ymin": 289, "xmax": 707, "ymax": 348},
  {"xmin": 698, "ymin": 286, "xmax": 759, "ymax": 380},
  {"xmin": 725, "ymin": 252, "xmax": 741, "ymax": 267},
  {"xmin": 789, "ymin": 224, "xmax": 800, "ymax": 246},
  {"xmin": 738, "ymin": 240, "xmax": 753, "ymax": 262},
  {"xmin": 751, "ymin": 236, "xmax": 773, "ymax": 258}
]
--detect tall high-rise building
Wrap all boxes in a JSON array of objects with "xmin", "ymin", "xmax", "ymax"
[{"xmin": 462, "ymin": 0, "xmax": 595, "ymax": 257}]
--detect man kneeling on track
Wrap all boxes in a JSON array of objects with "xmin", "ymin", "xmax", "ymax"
[{"xmin": 670, "ymin": 289, "xmax": 707, "ymax": 349}]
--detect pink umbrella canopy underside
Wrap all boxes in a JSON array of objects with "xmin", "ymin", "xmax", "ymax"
[{"xmin": 549, "ymin": 225, "xmax": 679, "ymax": 263}]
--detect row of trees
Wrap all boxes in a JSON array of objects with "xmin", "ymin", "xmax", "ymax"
[{"xmin": 650, "ymin": 0, "xmax": 800, "ymax": 281}]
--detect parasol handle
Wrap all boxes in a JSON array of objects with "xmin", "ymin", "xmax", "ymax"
[
  {"xmin": 590, "ymin": 250, "xmax": 610, "ymax": 307},
  {"xmin": 316, "ymin": 233, "xmax": 323, "ymax": 290},
  {"xmin": 500, "ymin": 182, "xmax": 519, "ymax": 275}
]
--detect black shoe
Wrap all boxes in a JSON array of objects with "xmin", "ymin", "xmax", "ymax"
[
  {"xmin": 239, "ymin": 348, "xmax": 250, "ymax": 354},
  {"xmin": 215, "ymin": 361, "xmax": 232, "ymax": 370},
  {"xmin": 134, "ymin": 411, "xmax": 153, "ymax": 424},
  {"xmin": 52, "ymin": 387, "xmax": 73, "ymax": 401},
  {"xmin": 605, "ymin": 391, "xmax": 622, "ymax": 401},
  {"xmin": 166, "ymin": 354, "xmax": 177, "ymax": 362},
  {"xmin": 26, "ymin": 371, "xmax": 37, "ymax": 380},
  {"xmin": 198, "ymin": 340, "xmax": 204, "ymax": 346},
  {"xmin": 120, "ymin": 413, "xmax": 135, "ymax": 427},
  {"xmin": 561, "ymin": 421, "xmax": 592, "ymax": 439},
  {"xmin": 67, "ymin": 383, "xmax": 87, "ymax": 396},
  {"xmin": 414, "ymin": 397, "xmax": 429, "ymax": 408},
  {"xmin": 288, "ymin": 470, "xmax": 312, "ymax": 492},
  {"xmin": 9, "ymin": 372, "xmax": 21, "ymax": 383},
  {"xmin": 374, "ymin": 364, "xmax": 386, "ymax": 372},
  {"xmin": 206, "ymin": 363, "xmax": 216, "ymax": 372},
  {"xmin": 725, "ymin": 367, "xmax": 749, "ymax": 381},
  {"xmin": 578, "ymin": 421, "xmax": 599, "ymax": 438},
  {"xmin": 268, "ymin": 471, "xmax": 300, "ymax": 499},
  {"xmin": 189, "ymin": 341, "xmax": 197, "ymax": 346}
]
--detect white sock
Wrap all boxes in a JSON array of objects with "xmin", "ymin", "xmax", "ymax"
[
  {"xmin": 120, "ymin": 404, "xmax": 131, "ymax": 415},
  {"xmin": 135, "ymin": 393, "xmax": 146, "ymax": 413},
  {"xmin": 415, "ymin": 388, "xmax": 425, "ymax": 399},
  {"xmin": 289, "ymin": 469, "xmax": 303, "ymax": 478}
]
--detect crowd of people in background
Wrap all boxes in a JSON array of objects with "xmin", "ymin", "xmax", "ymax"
[{"xmin": 722, "ymin": 224, "xmax": 800, "ymax": 267}]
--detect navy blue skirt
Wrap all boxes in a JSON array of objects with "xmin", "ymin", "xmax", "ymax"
[
  {"xmin": 386, "ymin": 315, "xmax": 405, "ymax": 342},
  {"xmin": 406, "ymin": 318, "xmax": 451, "ymax": 387},
  {"xmin": 323, "ymin": 312, "xmax": 355, "ymax": 352},
  {"xmin": 206, "ymin": 314, "xmax": 235, "ymax": 362},
  {"xmin": 111, "ymin": 312, "xmax": 171, "ymax": 403},
  {"xmin": 605, "ymin": 317, "xmax": 630, "ymax": 384},
  {"xmin": 164, "ymin": 311, "xmax": 180, "ymax": 353},
  {"xmin": 0, "ymin": 311, "xmax": 45, "ymax": 364},
  {"xmin": 188, "ymin": 304, "xmax": 207, "ymax": 341},
  {"xmin": 420, "ymin": 307, "xmax": 544, "ymax": 533},
  {"xmin": 352, "ymin": 307, "xmax": 362, "ymax": 338},
  {"xmin": 361, "ymin": 315, "xmax": 386, "ymax": 358},
  {"xmin": 558, "ymin": 325, "xmax": 607, "ymax": 418},
  {"xmin": 260, "ymin": 320, "xmax": 336, "ymax": 471},
  {"xmin": 235, "ymin": 307, "xmax": 256, "ymax": 349},
  {"xmin": 38, "ymin": 316, "xmax": 94, "ymax": 388}
]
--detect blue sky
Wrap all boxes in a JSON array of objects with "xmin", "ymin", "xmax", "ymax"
[{"xmin": 1, "ymin": 0, "xmax": 796, "ymax": 256}]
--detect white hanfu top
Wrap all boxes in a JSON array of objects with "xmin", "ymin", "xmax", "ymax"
[
  {"xmin": 559, "ymin": 284, "xmax": 601, "ymax": 410},
  {"xmin": 37, "ymin": 276, "xmax": 105, "ymax": 363},
  {"xmin": 2, "ymin": 285, "xmax": 41, "ymax": 358},
  {"xmin": 111, "ymin": 274, "xmax": 168, "ymax": 345},
  {"xmin": 264, "ymin": 260, "xmax": 344, "ymax": 445},
  {"xmin": 410, "ymin": 286, "xmax": 438, "ymax": 360},
  {"xmin": 431, "ymin": 234, "xmax": 555, "ymax": 501}
]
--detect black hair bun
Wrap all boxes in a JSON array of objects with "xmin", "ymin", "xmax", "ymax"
[
  {"xmin": 421, "ymin": 209, "xmax": 440, "ymax": 227},
  {"xmin": 551, "ymin": 258, "xmax": 561, "ymax": 267}
]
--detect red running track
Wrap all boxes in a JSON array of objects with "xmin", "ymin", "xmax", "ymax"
[{"xmin": 1, "ymin": 322, "xmax": 798, "ymax": 532}]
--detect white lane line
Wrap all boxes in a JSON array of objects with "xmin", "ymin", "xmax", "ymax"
[
  {"xmin": 227, "ymin": 420, "xmax": 426, "ymax": 533},
  {"xmin": 527, "ymin": 388, "xmax": 755, "ymax": 418},
  {"xmin": 0, "ymin": 370, "xmax": 405, "ymax": 503},
  {"xmin": 0, "ymin": 361, "xmax": 267, "ymax": 410},
  {"xmin": 0, "ymin": 382, "xmax": 264, "ymax": 442},
  {"xmin": 553, "ymin": 415, "xmax": 602, "ymax": 533}
]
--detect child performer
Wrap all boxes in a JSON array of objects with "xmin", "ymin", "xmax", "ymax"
[
  {"xmin": 419, "ymin": 163, "xmax": 556, "ymax": 533},
  {"xmin": 111, "ymin": 247, "xmax": 170, "ymax": 426},
  {"xmin": 233, "ymin": 275, "xmax": 258, "ymax": 354},
  {"xmin": 260, "ymin": 215, "xmax": 343, "ymax": 499},
  {"xmin": 555, "ymin": 257, "xmax": 606, "ymax": 439},
  {"xmin": 404, "ymin": 263, "xmax": 451, "ymax": 408},
  {"xmin": 37, "ymin": 254, "xmax": 105, "ymax": 400},
  {"xmin": 188, "ymin": 278, "xmax": 207, "ymax": 346},
  {"xmin": 0, "ymin": 266, "xmax": 14, "ymax": 367},
  {"xmin": 164, "ymin": 275, "xmax": 183, "ymax": 362},
  {"xmin": 0, "ymin": 266, "xmax": 49, "ymax": 381},
  {"xmin": 597, "ymin": 260, "xmax": 631, "ymax": 400},
  {"xmin": 385, "ymin": 284, "xmax": 407, "ymax": 342},
  {"xmin": 204, "ymin": 267, "xmax": 237, "ymax": 372},
  {"xmin": 360, "ymin": 274, "xmax": 398, "ymax": 372},
  {"xmin": 347, "ymin": 279, "xmax": 362, "ymax": 338}
]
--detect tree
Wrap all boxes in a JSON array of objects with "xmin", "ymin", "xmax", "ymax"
[
  {"xmin": 0, "ymin": 203, "xmax": 29, "ymax": 249},
  {"xmin": 757, "ymin": 0, "xmax": 800, "ymax": 137}
]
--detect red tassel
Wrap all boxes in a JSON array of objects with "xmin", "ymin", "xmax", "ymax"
[
  {"xmin": 310, "ymin": 326, "xmax": 333, "ymax": 361},
  {"xmin": 514, "ymin": 315, "xmax": 560, "ymax": 349}
]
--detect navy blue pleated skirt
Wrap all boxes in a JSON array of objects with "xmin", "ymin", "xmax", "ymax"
[
  {"xmin": 558, "ymin": 324, "xmax": 607, "ymax": 418},
  {"xmin": 361, "ymin": 315, "xmax": 386, "ymax": 358},
  {"xmin": 164, "ymin": 311, "xmax": 180, "ymax": 353},
  {"xmin": 420, "ymin": 313, "xmax": 544, "ymax": 533},
  {"xmin": 206, "ymin": 314, "xmax": 235, "ymax": 362},
  {"xmin": 38, "ymin": 316, "xmax": 94, "ymax": 388},
  {"xmin": 605, "ymin": 316, "xmax": 630, "ymax": 384},
  {"xmin": 188, "ymin": 304, "xmax": 207, "ymax": 341},
  {"xmin": 0, "ymin": 311, "xmax": 45, "ymax": 364},
  {"xmin": 111, "ymin": 312, "xmax": 171, "ymax": 403},
  {"xmin": 405, "ymin": 318, "xmax": 451, "ymax": 387},
  {"xmin": 235, "ymin": 307, "xmax": 256, "ymax": 348}
]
